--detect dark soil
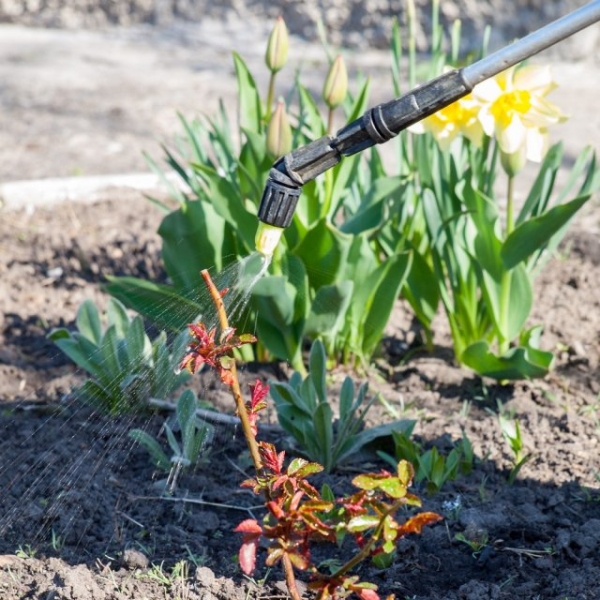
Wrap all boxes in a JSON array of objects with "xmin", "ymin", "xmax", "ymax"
[{"xmin": 1, "ymin": 194, "xmax": 600, "ymax": 600}]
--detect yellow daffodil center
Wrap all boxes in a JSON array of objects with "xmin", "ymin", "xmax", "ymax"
[{"xmin": 490, "ymin": 90, "xmax": 532, "ymax": 127}]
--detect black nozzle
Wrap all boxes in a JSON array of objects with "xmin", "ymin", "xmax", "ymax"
[{"xmin": 258, "ymin": 176, "xmax": 301, "ymax": 228}]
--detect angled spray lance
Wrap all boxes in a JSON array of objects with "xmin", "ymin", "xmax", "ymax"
[{"xmin": 255, "ymin": 0, "xmax": 600, "ymax": 256}]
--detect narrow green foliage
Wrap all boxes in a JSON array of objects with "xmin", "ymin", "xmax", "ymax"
[
  {"xmin": 48, "ymin": 299, "xmax": 189, "ymax": 414},
  {"xmin": 269, "ymin": 340, "xmax": 414, "ymax": 472},
  {"xmin": 498, "ymin": 413, "xmax": 533, "ymax": 484},
  {"xmin": 379, "ymin": 428, "xmax": 474, "ymax": 494}
]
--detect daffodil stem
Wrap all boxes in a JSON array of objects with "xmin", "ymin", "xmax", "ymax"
[
  {"xmin": 498, "ymin": 175, "xmax": 515, "ymax": 355},
  {"xmin": 506, "ymin": 174, "xmax": 515, "ymax": 236},
  {"xmin": 200, "ymin": 269, "xmax": 263, "ymax": 472}
]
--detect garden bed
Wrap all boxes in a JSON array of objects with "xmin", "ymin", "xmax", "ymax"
[{"xmin": 1, "ymin": 192, "xmax": 599, "ymax": 599}]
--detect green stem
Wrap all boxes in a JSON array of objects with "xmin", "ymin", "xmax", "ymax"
[
  {"xmin": 498, "ymin": 175, "xmax": 515, "ymax": 355},
  {"xmin": 506, "ymin": 174, "xmax": 515, "ymax": 237},
  {"xmin": 266, "ymin": 71, "xmax": 276, "ymax": 123},
  {"xmin": 327, "ymin": 107, "xmax": 335, "ymax": 135}
]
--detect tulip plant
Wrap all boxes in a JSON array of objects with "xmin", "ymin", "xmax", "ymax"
[
  {"xmin": 180, "ymin": 270, "xmax": 441, "ymax": 600},
  {"xmin": 105, "ymin": 15, "xmax": 411, "ymax": 371}
]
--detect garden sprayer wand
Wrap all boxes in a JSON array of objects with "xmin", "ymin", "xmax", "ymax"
[{"xmin": 255, "ymin": 0, "xmax": 600, "ymax": 256}]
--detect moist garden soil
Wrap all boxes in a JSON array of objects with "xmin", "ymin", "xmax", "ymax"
[{"xmin": 1, "ymin": 192, "xmax": 600, "ymax": 600}]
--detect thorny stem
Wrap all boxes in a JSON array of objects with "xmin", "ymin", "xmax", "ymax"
[
  {"xmin": 201, "ymin": 269, "xmax": 303, "ymax": 597},
  {"xmin": 282, "ymin": 554, "xmax": 303, "ymax": 600},
  {"xmin": 200, "ymin": 269, "xmax": 263, "ymax": 472}
]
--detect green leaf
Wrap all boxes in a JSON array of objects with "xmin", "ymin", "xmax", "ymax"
[
  {"xmin": 402, "ymin": 248, "xmax": 440, "ymax": 332},
  {"xmin": 361, "ymin": 252, "xmax": 412, "ymax": 357},
  {"xmin": 100, "ymin": 326, "xmax": 123, "ymax": 382},
  {"xmin": 129, "ymin": 429, "xmax": 171, "ymax": 471},
  {"xmin": 347, "ymin": 515, "xmax": 381, "ymax": 532},
  {"xmin": 517, "ymin": 142, "xmax": 562, "ymax": 224},
  {"xmin": 105, "ymin": 276, "xmax": 202, "ymax": 333},
  {"xmin": 269, "ymin": 381, "xmax": 313, "ymax": 418},
  {"xmin": 52, "ymin": 338, "xmax": 102, "ymax": 381},
  {"xmin": 294, "ymin": 219, "xmax": 352, "ymax": 290},
  {"xmin": 287, "ymin": 458, "xmax": 323, "ymax": 478},
  {"xmin": 296, "ymin": 84, "xmax": 326, "ymax": 140},
  {"xmin": 76, "ymin": 379, "xmax": 114, "ymax": 413},
  {"xmin": 177, "ymin": 389, "xmax": 198, "ymax": 460},
  {"xmin": 340, "ymin": 177, "xmax": 403, "ymax": 235},
  {"xmin": 501, "ymin": 195, "xmax": 590, "ymax": 270},
  {"xmin": 192, "ymin": 164, "xmax": 257, "ymax": 252},
  {"xmin": 505, "ymin": 265, "xmax": 533, "ymax": 342},
  {"xmin": 313, "ymin": 402, "xmax": 334, "ymax": 471},
  {"xmin": 159, "ymin": 199, "xmax": 233, "ymax": 290},
  {"xmin": 126, "ymin": 316, "xmax": 152, "ymax": 365},
  {"xmin": 305, "ymin": 282, "xmax": 353, "ymax": 342},
  {"xmin": 232, "ymin": 52, "xmax": 262, "ymax": 134},
  {"xmin": 377, "ymin": 477, "xmax": 407, "ymax": 499},
  {"xmin": 308, "ymin": 340, "xmax": 327, "ymax": 405},
  {"xmin": 75, "ymin": 300, "xmax": 103, "ymax": 345},
  {"xmin": 339, "ymin": 420, "xmax": 417, "ymax": 465},
  {"xmin": 338, "ymin": 377, "xmax": 355, "ymax": 421},
  {"xmin": 461, "ymin": 339, "xmax": 554, "ymax": 380},
  {"xmin": 107, "ymin": 298, "xmax": 131, "ymax": 339}
]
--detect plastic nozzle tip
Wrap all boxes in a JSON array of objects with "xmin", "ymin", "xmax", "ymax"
[{"xmin": 255, "ymin": 222, "xmax": 284, "ymax": 257}]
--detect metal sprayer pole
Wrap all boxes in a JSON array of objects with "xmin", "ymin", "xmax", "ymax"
[{"xmin": 463, "ymin": 0, "xmax": 600, "ymax": 88}]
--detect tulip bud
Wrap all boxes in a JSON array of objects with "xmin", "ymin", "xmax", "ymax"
[
  {"xmin": 322, "ymin": 54, "xmax": 348, "ymax": 110},
  {"xmin": 265, "ymin": 17, "xmax": 289, "ymax": 74},
  {"xmin": 266, "ymin": 101, "xmax": 292, "ymax": 158}
]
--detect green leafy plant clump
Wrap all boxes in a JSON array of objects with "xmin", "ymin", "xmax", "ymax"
[
  {"xmin": 379, "ymin": 426, "xmax": 474, "ymax": 494},
  {"xmin": 48, "ymin": 298, "xmax": 189, "ymax": 414},
  {"xmin": 270, "ymin": 339, "xmax": 414, "ymax": 473}
]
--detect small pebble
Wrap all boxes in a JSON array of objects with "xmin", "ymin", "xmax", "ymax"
[{"xmin": 121, "ymin": 548, "xmax": 149, "ymax": 570}]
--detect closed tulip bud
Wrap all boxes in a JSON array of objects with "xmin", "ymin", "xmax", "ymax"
[
  {"xmin": 266, "ymin": 101, "xmax": 292, "ymax": 158},
  {"xmin": 265, "ymin": 16, "xmax": 289, "ymax": 74},
  {"xmin": 323, "ymin": 54, "xmax": 348, "ymax": 109}
]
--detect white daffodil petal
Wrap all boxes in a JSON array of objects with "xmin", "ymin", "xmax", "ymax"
[
  {"xmin": 462, "ymin": 120, "xmax": 485, "ymax": 148},
  {"xmin": 514, "ymin": 64, "xmax": 554, "ymax": 95},
  {"xmin": 473, "ymin": 78, "xmax": 502, "ymax": 103},
  {"xmin": 497, "ymin": 115, "xmax": 527, "ymax": 155},
  {"xmin": 529, "ymin": 96, "xmax": 568, "ymax": 124},
  {"xmin": 478, "ymin": 106, "xmax": 496, "ymax": 137},
  {"xmin": 525, "ymin": 127, "xmax": 549, "ymax": 163}
]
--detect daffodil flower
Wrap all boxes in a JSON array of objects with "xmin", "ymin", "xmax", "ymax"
[
  {"xmin": 411, "ymin": 93, "xmax": 484, "ymax": 150},
  {"xmin": 473, "ymin": 64, "xmax": 567, "ymax": 173}
]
